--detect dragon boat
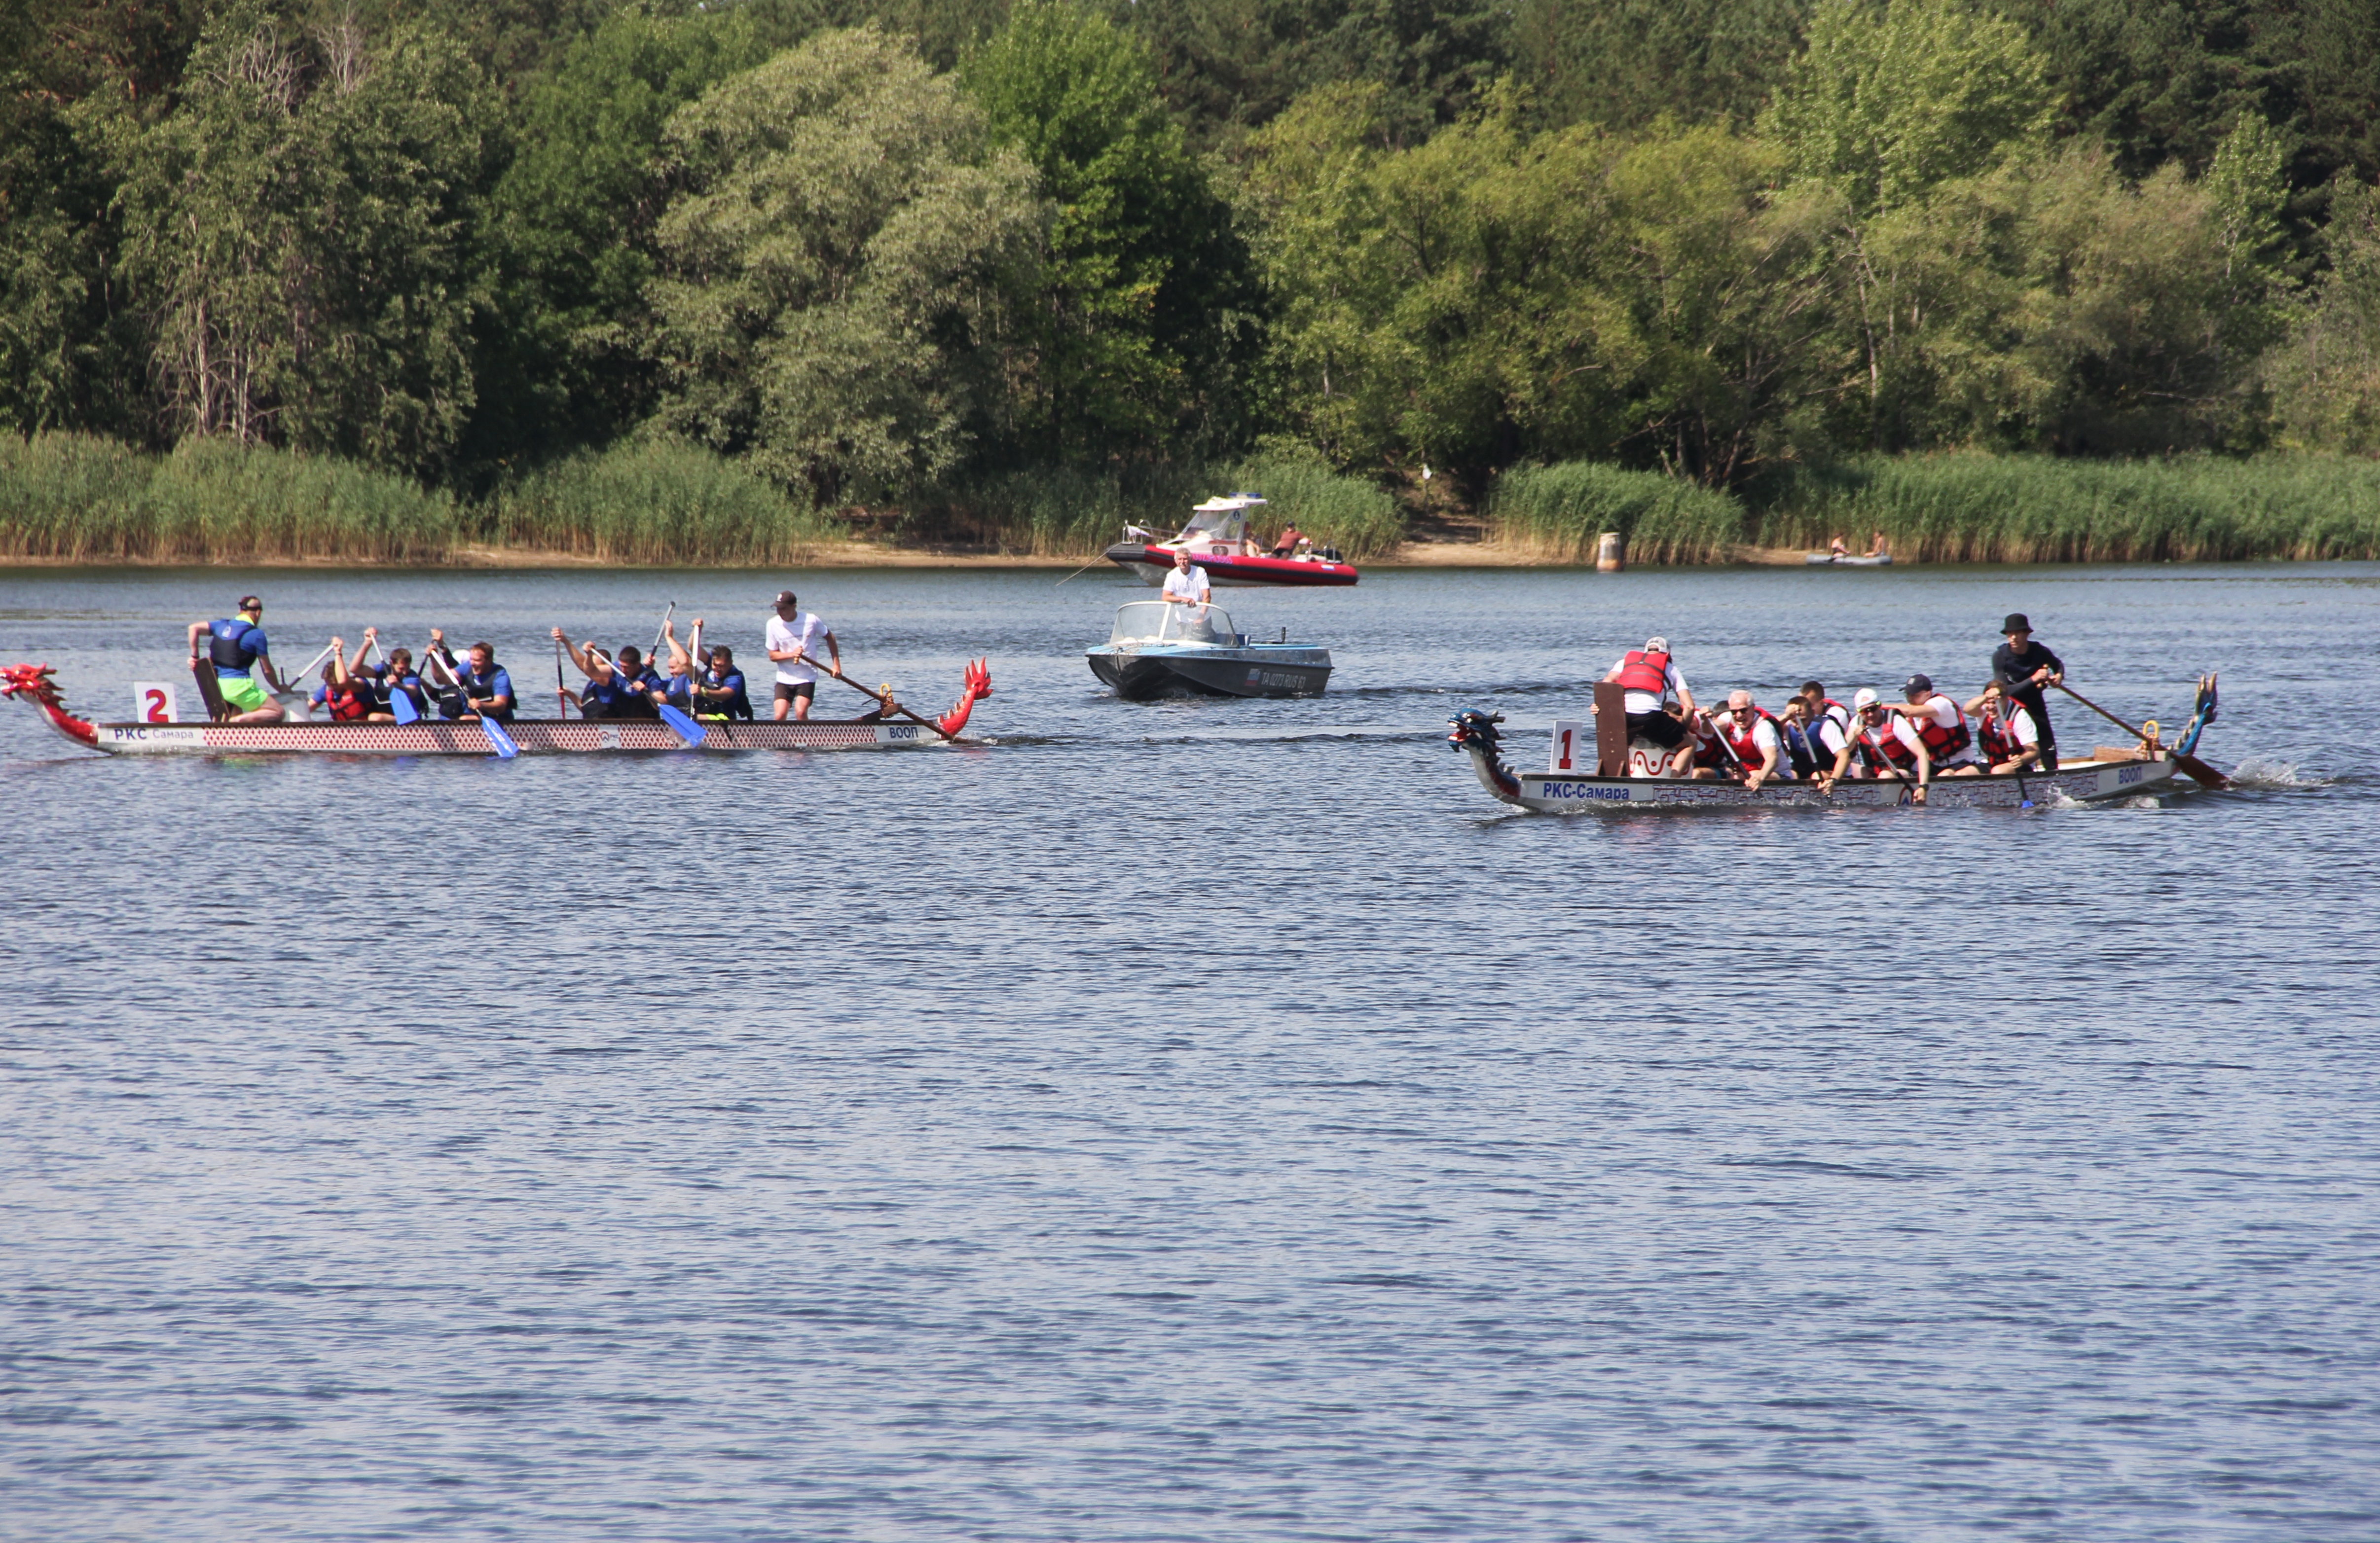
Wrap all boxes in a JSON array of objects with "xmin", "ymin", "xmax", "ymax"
[
  {"xmin": 0, "ymin": 660, "xmax": 992, "ymax": 756},
  {"xmin": 1448, "ymin": 677, "xmax": 2224, "ymax": 812}
]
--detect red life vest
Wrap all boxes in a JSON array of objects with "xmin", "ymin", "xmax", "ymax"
[
  {"xmin": 1718, "ymin": 707, "xmax": 1782, "ymax": 770},
  {"xmin": 325, "ymin": 682, "xmax": 372, "ymax": 721},
  {"xmin": 1858, "ymin": 720, "xmax": 1916, "ymax": 770},
  {"xmin": 1977, "ymin": 702, "xmax": 2029, "ymax": 763},
  {"xmin": 1909, "ymin": 694, "xmax": 1973, "ymax": 760},
  {"xmin": 1613, "ymin": 649, "xmax": 1672, "ymax": 698}
]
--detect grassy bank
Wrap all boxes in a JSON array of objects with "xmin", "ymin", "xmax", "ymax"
[
  {"xmin": 11, "ymin": 434, "xmax": 2380, "ymax": 566},
  {"xmin": 1751, "ymin": 454, "xmax": 2380, "ymax": 562},
  {"xmin": 0, "ymin": 434, "xmax": 1404, "ymax": 565},
  {"xmin": 492, "ymin": 442, "xmax": 834, "ymax": 565},
  {"xmin": 1485, "ymin": 462, "xmax": 1743, "ymax": 563},
  {"xmin": 0, "ymin": 432, "xmax": 462, "ymax": 562}
]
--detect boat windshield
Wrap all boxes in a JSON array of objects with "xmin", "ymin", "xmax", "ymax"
[{"xmin": 1110, "ymin": 600, "xmax": 1236, "ymax": 645}]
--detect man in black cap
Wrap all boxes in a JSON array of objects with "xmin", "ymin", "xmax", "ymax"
[{"xmin": 1989, "ymin": 613, "xmax": 2063, "ymax": 771}]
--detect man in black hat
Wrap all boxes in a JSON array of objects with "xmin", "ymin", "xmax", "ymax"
[{"xmin": 1989, "ymin": 613, "xmax": 2064, "ymax": 771}]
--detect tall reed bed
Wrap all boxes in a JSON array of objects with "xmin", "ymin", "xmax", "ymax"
[
  {"xmin": 1486, "ymin": 462, "xmax": 1745, "ymax": 563},
  {"xmin": 1751, "ymin": 454, "xmax": 2380, "ymax": 561},
  {"xmin": 0, "ymin": 432, "xmax": 460, "ymax": 561},
  {"xmin": 954, "ymin": 455, "xmax": 1405, "ymax": 559},
  {"xmin": 492, "ymin": 440, "xmax": 835, "ymax": 565}
]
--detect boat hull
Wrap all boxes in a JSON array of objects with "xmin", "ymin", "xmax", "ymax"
[
  {"xmin": 1805, "ymin": 553, "xmax": 1893, "ymax": 566},
  {"xmin": 1104, "ymin": 542, "xmax": 1358, "ymax": 588},
  {"xmin": 1497, "ymin": 757, "xmax": 2180, "ymax": 810},
  {"xmin": 1088, "ymin": 646, "xmax": 1332, "ymax": 699},
  {"xmin": 68, "ymin": 718, "xmax": 952, "ymax": 755},
  {"xmin": 2, "ymin": 658, "xmax": 993, "ymax": 755}
]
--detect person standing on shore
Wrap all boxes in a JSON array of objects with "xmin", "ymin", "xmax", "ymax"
[
  {"xmin": 186, "ymin": 595, "xmax": 288, "ymax": 723},
  {"xmin": 1990, "ymin": 613, "xmax": 2064, "ymax": 771},
  {"xmin": 766, "ymin": 589, "xmax": 839, "ymax": 721}
]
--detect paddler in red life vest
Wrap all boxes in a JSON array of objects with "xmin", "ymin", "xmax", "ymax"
[
  {"xmin": 1821, "ymin": 687, "xmax": 1931, "ymax": 801},
  {"xmin": 1712, "ymin": 690, "xmax": 1790, "ymax": 789},
  {"xmin": 1964, "ymin": 680, "xmax": 2044, "ymax": 773},
  {"xmin": 1884, "ymin": 674, "xmax": 1983, "ymax": 779},
  {"xmin": 1597, "ymin": 636, "xmax": 1697, "ymax": 776}
]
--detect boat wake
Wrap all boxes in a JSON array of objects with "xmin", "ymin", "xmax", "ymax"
[{"xmin": 2227, "ymin": 755, "xmax": 2331, "ymax": 789}]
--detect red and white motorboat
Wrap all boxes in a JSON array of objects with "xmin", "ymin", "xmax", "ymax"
[
  {"xmin": 1104, "ymin": 495, "xmax": 1359, "ymax": 588},
  {"xmin": 0, "ymin": 660, "xmax": 992, "ymax": 755}
]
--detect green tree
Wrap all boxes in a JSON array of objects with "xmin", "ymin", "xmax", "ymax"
[
  {"xmin": 1127, "ymin": 0, "xmax": 1511, "ymax": 150},
  {"xmin": 109, "ymin": 6, "xmax": 497, "ymax": 476},
  {"xmin": 964, "ymin": 0, "xmax": 1262, "ymax": 462},
  {"xmin": 1510, "ymin": 0, "xmax": 1808, "ymax": 133},
  {"xmin": 1765, "ymin": 0, "xmax": 2051, "ymax": 216},
  {"xmin": 469, "ymin": 6, "xmax": 770, "ymax": 475},
  {"xmin": 648, "ymin": 26, "xmax": 1039, "ymax": 502}
]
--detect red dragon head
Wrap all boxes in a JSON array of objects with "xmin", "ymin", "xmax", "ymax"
[{"xmin": 0, "ymin": 663, "xmax": 68, "ymax": 711}]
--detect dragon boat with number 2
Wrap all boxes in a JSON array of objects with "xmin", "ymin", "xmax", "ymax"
[
  {"xmin": 1448, "ymin": 676, "xmax": 2226, "ymax": 811},
  {"xmin": 1, "ymin": 660, "xmax": 992, "ymax": 755}
]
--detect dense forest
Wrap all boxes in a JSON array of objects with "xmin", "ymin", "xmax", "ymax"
[{"xmin": 5, "ymin": 0, "xmax": 2380, "ymax": 560}]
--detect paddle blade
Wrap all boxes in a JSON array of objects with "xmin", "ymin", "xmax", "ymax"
[
  {"xmin": 657, "ymin": 703, "xmax": 707, "ymax": 748},
  {"xmin": 390, "ymin": 688, "xmax": 419, "ymax": 725},
  {"xmin": 2176, "ymin": 752, "xmax": 2228, "ymax": 789},
  {"xmin": 481, "ymin": 716, "xmax": 519, "ymax": 759}
]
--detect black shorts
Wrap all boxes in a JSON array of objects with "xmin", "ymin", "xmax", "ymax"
[
  {"xmin": 1625, "ymin": 709, "xmax": 1686, "ymax": 749},
  {"xmin": 774, "ymin": 681, "xmax": 815, "ymax": 703}
]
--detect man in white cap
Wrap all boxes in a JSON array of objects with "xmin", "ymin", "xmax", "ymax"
[
  {"xmin": 1819, "ymin": 687, "xmax": 1927, "ymax": 799},
  {"xmin": 765, "ymin": 589, "xmax": 839, "ymax": 721},
  {"xmin": 1598, "ymin": 635, "xmax": 1696, "ymax": 776}
]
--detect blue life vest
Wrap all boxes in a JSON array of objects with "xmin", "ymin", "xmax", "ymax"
[{"xmin": 208, "ymin": 618, "xmax": 263, "ymax": 676}]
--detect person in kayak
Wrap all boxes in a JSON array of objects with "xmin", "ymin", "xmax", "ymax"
[
  {"xmin": 427, "ymin": 632, "xmax": 516, "ymax": 721},
  {"xmin": 185, "ymin": 595, "xmax": 288, "ymax": 723},
  {"xmin": 1990, "ymin": 613, "xmax": 2063, "ymax": 770},
  {"xmin": 1711, "ymin": 691, "xmax": 1790, "ymax": 789},
  {"xmin": 1597, "ymin": 636, "xmax": 1696, "ymax": 776},
  {"xmin": 1884, "ymin": 673, "xmax": 1982, "ymax": 776},
  {"xmin": 1965, "ymin": 680, "xmax": 2044, "ymax": 773}
]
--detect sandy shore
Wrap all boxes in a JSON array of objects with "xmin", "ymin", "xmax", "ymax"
[{"xmin": 0, "ymin": 537, "xmax": 1590, "ymax": 571}]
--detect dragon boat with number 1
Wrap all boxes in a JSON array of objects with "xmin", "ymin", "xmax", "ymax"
[
  {"xmin": 1448, "ymin": 676, "xmax": 2225, "ymax": 811},
  {"xmin": 1, "ymin": 660, "xmax": 992, "ymax": 755}
]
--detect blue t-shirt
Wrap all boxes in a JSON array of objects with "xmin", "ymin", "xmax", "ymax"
[{"xmin": 579, "ymin": 674, "xmax": 647, "ymax": 718}]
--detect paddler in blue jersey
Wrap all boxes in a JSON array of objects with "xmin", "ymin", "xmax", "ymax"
[{"xmin": 185, "ymin": 595, "xmax": 289, "ymax": 722}]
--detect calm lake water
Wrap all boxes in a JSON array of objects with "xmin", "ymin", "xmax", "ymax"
[{"xmin": 3, "ymin": 562, "xmax": 2376, "ymax": 1541}]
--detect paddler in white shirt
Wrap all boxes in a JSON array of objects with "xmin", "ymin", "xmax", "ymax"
[
  {"xmin": 1710, "ymin": 690, "xmax": 1790, "ymax": 789},
  {"xmin": 1964, "ymin": 680, "xmax": 2044, "ymax": 773},
  {"xmin": 1597, "ymin": 636, "xmax": 1696, "ymax": 777},
  {"xmin": 1884, "ymin": 673, "xmax": 1983, "ymax": 778}
]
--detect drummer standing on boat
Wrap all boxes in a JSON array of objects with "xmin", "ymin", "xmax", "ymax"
[
  {"xmin": 186, "ymin": 595, "xmax": 288, "ymax": 723},
  {"xmin": 766, "ymin": 589, "xmax": 839, "ymax": 721},
  {"xmin": 1990, "ymin": 613, "xmax": 2063, "ymax": 770},
  {"xmin": 1599, "ymin": 636, "xmax": 1696, "ymax": 776}
]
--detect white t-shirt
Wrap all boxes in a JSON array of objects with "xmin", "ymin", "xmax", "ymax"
[
  {"xmin": 1608, "ymin": 655, "xmax": 1690, "ymax": 716},
  {"xmin": 766, "ymin": 611, "xmax": 829, "ymax": 685},
  {"xmin": 1809, "ymin": 706, "xmax": 1851, "ymax": 759},
  {"xmin": 1160, "ymin": 564, "xmax": 1210, "ymax": 606},
  {"xmin": 1987, "ymin": 703, "xmax": 2041, "ymax": 755}
]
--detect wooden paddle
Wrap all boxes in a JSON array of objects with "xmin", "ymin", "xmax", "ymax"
[
  {"xmin": 805, "ymin": 657, "xmax": 963, "ymax": 741},
  {"xmin": 2052, "ymin": 681, "xmax": 2229, "ymax": 789}
]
